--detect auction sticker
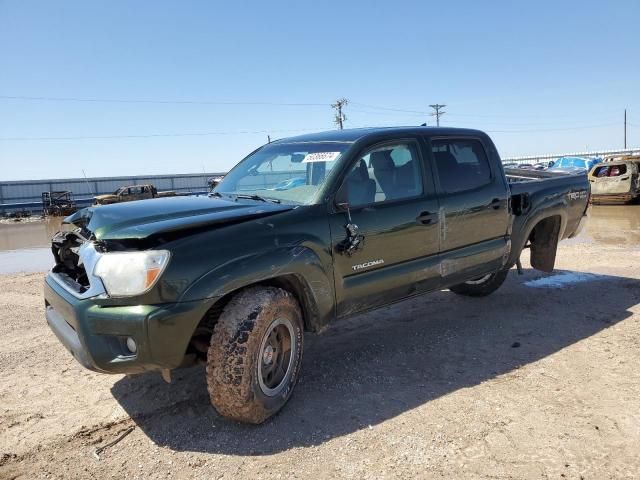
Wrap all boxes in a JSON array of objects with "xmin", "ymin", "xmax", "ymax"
[{"xmin": 302, "ymin": 152, "xmax": 341, "ymax": 163}]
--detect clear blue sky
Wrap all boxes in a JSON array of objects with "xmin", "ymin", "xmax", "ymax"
[{"xmin": 1, "ymin": 0, "xmax": 639, "ymax": 180}]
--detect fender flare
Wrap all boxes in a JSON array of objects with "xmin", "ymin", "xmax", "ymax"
[
  {"xmin": 508, "ymin": 202, "xmax": 568, "ymax": 272},
  {"xmin": 179, "ymin": 245, "xmax": 335, "ymax": 332}
]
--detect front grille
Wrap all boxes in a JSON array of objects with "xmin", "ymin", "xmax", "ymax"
[{"xmin": 51, "ymin": 231, "xmax": 90, "ymax": 293}]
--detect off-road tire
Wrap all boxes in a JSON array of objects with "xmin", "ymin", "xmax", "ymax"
[
  {"xmin": 206, "ymin": 286, "xmax": 304, "ymax": 424},
  {"xmin": 449, "ymin": 268, "xmax": 510, "ymax": 297}
]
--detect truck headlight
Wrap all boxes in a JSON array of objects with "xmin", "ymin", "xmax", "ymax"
[{"xmin": 94, "ymin": 250, "xmax": 170, "ymax": 297}]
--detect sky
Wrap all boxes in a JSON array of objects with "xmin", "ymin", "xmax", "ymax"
[{"xmin": 1, "ymin": 0, "xmax": 639, "ymax": 181}]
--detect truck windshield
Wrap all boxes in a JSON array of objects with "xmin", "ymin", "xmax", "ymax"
[{"xmin": 213, "ymin": 142, "xmax": 350, "ymax": 205}]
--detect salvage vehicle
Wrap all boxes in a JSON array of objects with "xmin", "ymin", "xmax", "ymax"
[
  {"xmin": 42, "ymin": 191, "xmax": 77, "ymax": 216},
  {"xmin": 44, "ymin": 127, "xmax": 590, "ymax": 424},
  {"xmin": 93, "ymin": 184, "xmax": 176, "ymax": 205},
  {"xmin": 588, "ymin": 156, "xmax": 640, "ymax": 204},
  {"xmin": 549, "ymin": 156, "xmax": 601, "ymax": 175},
  {"xmin": 208, "ymin": 176, "xmax": 225, "ymax": 191}
]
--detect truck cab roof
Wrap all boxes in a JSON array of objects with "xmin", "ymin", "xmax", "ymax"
[{"xmin": 273, "ymin": 126, "xmax": 488, "ymax": 144}]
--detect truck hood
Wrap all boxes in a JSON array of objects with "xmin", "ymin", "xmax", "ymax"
[{"xmin": 64, "ymin": 195, "xmax": 294, "ymax": 241}]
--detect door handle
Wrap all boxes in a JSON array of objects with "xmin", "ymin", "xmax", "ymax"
[
  {"xmin": 490, "ymin": 198, "xmax": 502, "ymax": 210},
  {"xmin": 417, "ymin": 211, "xmax": 438, "ymax": 225}
]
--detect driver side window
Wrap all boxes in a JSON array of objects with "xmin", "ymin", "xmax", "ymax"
[{"xmin": 345, "ymin": 143, "xmax": 423, "ymax": 206}]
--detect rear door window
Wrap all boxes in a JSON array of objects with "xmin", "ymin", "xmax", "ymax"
[
  {"xmin": 431, "ymin": 139, "xmax": 492, "ymax": 193},
  {"xmin": 594, "ymin": 164, "xmax": 627, "ymax": 177}
]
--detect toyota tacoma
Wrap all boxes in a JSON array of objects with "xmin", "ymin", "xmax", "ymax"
[{"xmin": 44, "ymin": 127, "xmax": 590, "ymax": 423}]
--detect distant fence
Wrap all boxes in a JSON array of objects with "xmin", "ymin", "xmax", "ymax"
[
  {"xmin": 0, "ymin": 172, "xmax": 224, "ymax": 215},
  {"xmin": 6, "ymin": 146, "xmax": 639, "ymax": 214},
  {"xmin": 501, "ymin": 147, "xmax": 640, "ymax": 165}
]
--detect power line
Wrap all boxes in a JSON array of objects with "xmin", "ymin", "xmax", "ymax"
[
  {"xmin": 1, "ymin": 121, "xmax": 620, "ymax": 142},
  {"xmin": 332, "ymin": 98, "xmax": 348, "ymax": 130},
  {"xmin": 429, "ymin": 104, "xmax": 446, "ymax": 126},
  {"xmin": 0, "ymin": 95, "xmax": 328, "ymax": 107},
  {"xmin": 350, "ymin": 101, "xmax": 427, "ymax": 115},
  {"xmin": 624, "ymin": 108, "xmax": 627, "ymax": 149},
  {"xmin": 486, "ymin": 123, "xmax": 618, "ymax": 133},
  {"xmin": 0, "ymin": 127, "xmax": 329, "ymax": 141},
  {"xmin": 2, "ymin": 94, "xmax": 630, "ymax": 124}
]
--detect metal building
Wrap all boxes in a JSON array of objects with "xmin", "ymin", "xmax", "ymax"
[{"xmin": 0, "ymin": 172, "xmax": 224, "ymax": 215}]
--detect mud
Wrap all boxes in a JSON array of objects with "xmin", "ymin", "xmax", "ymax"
[{"xmin": 0, "ymin": 206, "xmax": 639, "ymax": 478}]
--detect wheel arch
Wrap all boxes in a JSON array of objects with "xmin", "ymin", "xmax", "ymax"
[
  {"xmin": 510, "ymin": 212, "xmax": 566, "ymax": 273},
  {"xmin": 527, "ymin": 214, "xmax": 563, "ymax": 272}
]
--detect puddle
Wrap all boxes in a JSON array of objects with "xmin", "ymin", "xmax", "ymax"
[
  {"xmin": 0, "ymin": 218, "xmax": 62, "ymax": 274},
  {"xmin": 0, "ymin": 217, "xmax": 63, "ymax": 251},
  {"xmin": 0, "ymin": 248, "xmax": 54, "ymax": 274},
  {"xmin": 567, "ymin": 205, "xmax": 640, "ymax": 247},
  {"xmin": 585, "ymin": 205, "xmax": 640, "ymax": 247},
  {"xmin": 0, "ymin": 205, "xmax": 638, "ymax": 274},
  {"xmin": 524, "ymin": 272, "xmax": 602, "ymax": 288}
]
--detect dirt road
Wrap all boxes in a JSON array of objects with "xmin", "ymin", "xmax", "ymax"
[{"xmin": 1, "ymin": 208, "xmax": 639, "ymax": 479}]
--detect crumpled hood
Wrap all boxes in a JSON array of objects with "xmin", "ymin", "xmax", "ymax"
[{"xmin": 64, "ymin": 195, "xmax": 293, "ymax": 241}]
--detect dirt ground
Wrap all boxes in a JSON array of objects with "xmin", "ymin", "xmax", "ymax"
[{"xmin": 1, "ymin": 207, "xmax": 639, "ymax": 479}]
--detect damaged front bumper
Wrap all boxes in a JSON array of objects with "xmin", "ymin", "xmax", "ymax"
[{"xmin": 44, "ymin": 272, "xmax": 209, "ymax": 374}]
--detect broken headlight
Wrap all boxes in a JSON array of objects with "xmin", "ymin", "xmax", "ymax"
[{"xmin": 93, "ymin": 250, "xmax": 170, "ymax": 297}]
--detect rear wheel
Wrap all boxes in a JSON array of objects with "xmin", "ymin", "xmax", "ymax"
[
  {"xmin": 449, "ymin": 268, "xmax": 510, "ymax": 297},
  {"xmin": 206, "ymin": 286, "xmax": 303, "ymax": 424}
]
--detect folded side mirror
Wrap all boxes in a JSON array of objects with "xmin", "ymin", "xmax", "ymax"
[{"xmin": 334, "ymin": 182, "xmax": 350, "ymax": 211}]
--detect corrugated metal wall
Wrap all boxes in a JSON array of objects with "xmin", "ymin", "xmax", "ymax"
[{"xmin": 0, "ymin": 172, "xmax": 224, "ymax": 214}]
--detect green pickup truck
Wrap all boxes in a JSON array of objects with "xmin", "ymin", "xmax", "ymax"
[{"xmin": 45, "ymin": 127, "xmax": 590, "ymax": 423}]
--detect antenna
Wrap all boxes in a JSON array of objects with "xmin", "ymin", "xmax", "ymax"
[{"xmin": 81, "ymin": 169, "xmax": 94, "ymax": 195}]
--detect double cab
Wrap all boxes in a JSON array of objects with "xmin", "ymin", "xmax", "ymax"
[{"xmin": 45, "ymin": 127, "xmax": 590, "ymax": 423}]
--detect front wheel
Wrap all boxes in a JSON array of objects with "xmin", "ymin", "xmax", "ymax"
[
  {"xmin": 206, "ymin": 287, "xmax": 304, "ymax": 424},
  {"xmin": 449, "ymin": 268, "xmax": 510, "ymax": 297}
]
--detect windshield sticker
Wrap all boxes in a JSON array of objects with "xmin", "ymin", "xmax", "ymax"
[{"xmin": 302, "ymin": 152, "xmax": 341, "ymax": 163}]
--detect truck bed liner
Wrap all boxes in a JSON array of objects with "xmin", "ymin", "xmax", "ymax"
[{"xmin": 504, "ymin": 168, "xmax": 579, "ymax": 183}]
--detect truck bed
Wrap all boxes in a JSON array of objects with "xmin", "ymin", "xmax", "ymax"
[
  {"xmin": 505, "ymin": 168, "xmax": 587, "ymax": 198},
  {"xmin": 504, "ymin": 168, "xmax": 578, "ymax": 183},
  {"xmin": 505, "ymin": 166, "xmax": 590, "ymax": 270}
]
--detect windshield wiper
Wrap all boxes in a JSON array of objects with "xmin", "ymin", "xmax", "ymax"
[
  {"xmin": 209, "ymin": 191, "xmax": 223, "ymax": 198},
  {"xmin": 234, "ymin": 193, "xmax": 281, "ymax": 204}
]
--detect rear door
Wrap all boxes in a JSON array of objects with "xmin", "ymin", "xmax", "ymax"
[
  {"xmin": 590, "ymin": 163, "xmax": 636, "ymax": 195},
  {"xmin": 426, "ymin": 136, "xmax": 510, "ymax": 283},
  {"xmin": 330, "ymin": 138, "xmax": 441, "ymax": 317}
]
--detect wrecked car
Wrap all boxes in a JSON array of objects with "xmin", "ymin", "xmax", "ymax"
[
  {"xmin": 588, "ymin": 156, "xmax": 640, "ymax": 204},
  {"xmin": 94, "ymin": 184, "xmax": 176, "ymax": 205},
  {"xmin": 44, "ymin": 127, "xmax": 590, "ymax": 424},
  {"xmin": 549, "ymin": 156, "xmax": 601, "ymax": 175},
  {"xmin": 207, "ymin": 176, "xmax": 224, "ymax": 191}
]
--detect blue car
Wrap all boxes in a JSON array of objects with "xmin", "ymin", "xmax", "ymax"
[
  {"xmin": 268, "ymin": 177, "xmax": 306, "ymax": 191},
  {"xmin": 549, "ymin": 156, "xmax": 601, "ymax": 174}
]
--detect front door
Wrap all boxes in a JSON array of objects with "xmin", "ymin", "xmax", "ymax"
[
  {"xmin": 329, "ymin": 139, "xmax": 441, "ymax": 317},
  {"xmin": 427, "ymin": 136, "xmax": 510, "ymax": 283}
]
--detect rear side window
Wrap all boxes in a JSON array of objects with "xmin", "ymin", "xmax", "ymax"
[
  {"xmin": 431, "ymin": 139, "xmax": 492, "ymax": 193},
  {"xmin": 594, "ymin": 164, "xmax": 627, "ymax": 177}
]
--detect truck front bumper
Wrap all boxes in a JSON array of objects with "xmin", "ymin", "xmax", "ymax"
[{"xmin": 44, "ymin": 274, "xmax": 209, "ymax": 374}]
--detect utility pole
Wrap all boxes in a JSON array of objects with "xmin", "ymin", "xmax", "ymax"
[
  {"xmin": 332, "ymin": 98, "xmax": 348, "ymax": 130},
  {"xmin": 624, "ymin": 109, "xmax": 627, "ymax": 149},
  {"xmin": 429, "ymin": 104, "xmax": 446, "ymax": 126}
]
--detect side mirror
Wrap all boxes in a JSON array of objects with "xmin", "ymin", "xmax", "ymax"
[{"xmin": 334, "ymin": 182, "xmax": 349, "ymax": 211}]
